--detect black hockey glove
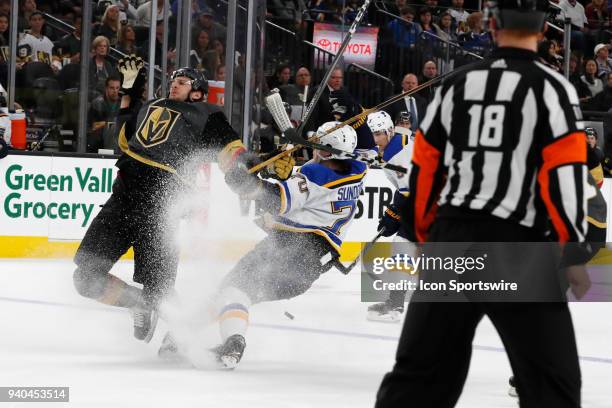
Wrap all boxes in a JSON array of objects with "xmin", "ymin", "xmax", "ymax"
[
  {"xmin": 378, "ymin": 205, "xmax": 401, "ymax": 237},
  {"xmin": 118, "ymin": 55, "xmax": 146, "ymax": 100},
  {"xmin": 225, "ymin": 152, "xmax": 262, "ymax": 196}
]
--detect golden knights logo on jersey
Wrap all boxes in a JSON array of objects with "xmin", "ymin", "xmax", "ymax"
[{"xmin": 136, "ymin": 105, "xmax": 181, "ymax": 148}]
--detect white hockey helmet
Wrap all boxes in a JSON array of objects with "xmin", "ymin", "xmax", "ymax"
[
  {"xmin": 315, "ymin": 121, "xmax": 358, "ymax": 160},
  {"xmin": 367, "ymin": 111, "xmax": 394, "ymax": 137}
]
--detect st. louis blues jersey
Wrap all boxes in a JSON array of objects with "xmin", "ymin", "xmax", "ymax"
[
  {"xmin": 269, "ymin": 160, "xmax": 368, "ymax": 252},
  {"xmin": 382, "ymin": 131, "xmax": 414, "ymax": 201}
]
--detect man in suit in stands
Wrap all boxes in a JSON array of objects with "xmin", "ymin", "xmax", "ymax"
[{"xmin": 385, "ymin": 73, "xmax": 426, "ymax": 131}]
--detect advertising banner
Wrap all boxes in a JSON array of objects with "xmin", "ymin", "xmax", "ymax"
[
  {"xmin": 1, "ymin": 154, "xmax": 611, "ymax": 254},
  {"xmin": 312, "ymin": 23, "xmax": 379, "ymax": 69}
]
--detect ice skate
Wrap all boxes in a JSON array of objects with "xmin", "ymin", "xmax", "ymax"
[
  {"xmin": 367, "ymin": 299, "xmax": 404, "ymax": 323},
  {"xmin": 130, "ymin": 303, "xmax": 158, "ymax": 343},
  {"xmin": 158, "ymin": 332, "xmax": 182, "ymax": 360},
  {"xmin": 213, "ymin": 334, "xmax": 246, "ymax": 369}
]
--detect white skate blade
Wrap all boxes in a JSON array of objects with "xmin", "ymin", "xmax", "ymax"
[
  {"xmin": 219, "ymin": 355, "xmax": 240, "ymax": 370},
  {"xmin": 142, "ymin": 309, "xmax": 159, "ymax": 344},
  {"xmin": 367, "ymin": 310, "xmax": 402, "ymax": 323}
]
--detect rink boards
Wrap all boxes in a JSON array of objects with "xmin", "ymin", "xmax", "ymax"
[{"xmin": 0, "ymin": 153, "xmax": 611, "ymax": 261}]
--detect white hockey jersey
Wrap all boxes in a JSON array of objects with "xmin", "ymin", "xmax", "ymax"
[
  {"xmin": 18, "ymin": 33, "xmax": 54, "ymax": 64},
  {"xmin": 270, "ymin": 160, "xmax": 368, "ymax": 251},
  {"xmin": 381, "ymin": 130, "xmax": 414, "ymax": 198}
]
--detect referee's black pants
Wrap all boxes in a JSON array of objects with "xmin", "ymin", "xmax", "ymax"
[{"xmin": 375, "ymin": 216, "xmax": 581, "ymax": 408}]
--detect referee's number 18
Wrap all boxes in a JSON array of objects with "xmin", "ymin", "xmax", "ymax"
[{"xmin": 467, "ymin": 104, "xmax": 505, "ymax": 148}]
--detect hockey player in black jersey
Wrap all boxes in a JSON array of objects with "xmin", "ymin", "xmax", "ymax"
[{"xmin": 72, "ymin": 56, "xmax": 281, "ymax": 343}]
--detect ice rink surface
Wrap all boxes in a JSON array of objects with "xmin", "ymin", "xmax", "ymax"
[{"xmin": 1, "ymin": 259, "xmax": 611, "ymax": 408}]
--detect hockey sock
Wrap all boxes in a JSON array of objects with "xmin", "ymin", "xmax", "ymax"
[
  {"xmin": 96, "ymin": 275, "xmax": 142, "ymax": 308},
  {"xmin": 216, "ymin": 287, "xmax": 252, "ymax": 341}
]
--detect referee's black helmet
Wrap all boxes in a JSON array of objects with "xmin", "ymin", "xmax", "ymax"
[{"xmin": 486, "ymin": 0, "xmax": 549, "ymax": 32}]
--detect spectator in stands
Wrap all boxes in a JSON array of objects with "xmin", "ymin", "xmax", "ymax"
[
  {"xmin": 342, "ymin": 0, "xmax": 362, "ymax": 24},
  {"xmin": 434, "ymin": 11, "xmax": 457, "ymax": 43},
  {"xmin": 196, "ymin": 8, "xmax": 226, "ymax": 42},
  {"xmin": 585, "ymin": 71, "xmax": 612, "ymax": 111},
  {"xmin": 279, "ymin": 66, "xmax": 311, "ymax": 106},
  {"xmin": 269, "ymin": 64, "xmax": 291, "ymax": 89},
  {"xmin": 0, "ymin": 12, "xmax": 8, "ymax": 46},
  {"xmin": 136, "ymin": 0, "xmax": 167, "ymax": 25},
  {"xmin": 424, "ymin": 0, "xmax": 443, "ymax": 20},
  {"xmin": 386, "ymin": 0, "xmax": 407, "ymax": 17},
  {"xmin": 0, "ymin": 0, "xmax": 9, "ymax": 16},
  {"xmin": 385, "ymin": 73, "xmax": 426, "ymax": 130},
  {"xmin": 449, "ymin": 0, "xmax": 470, "ymax": 33},
  {"xmin": 594, "ymin": 43, "xmax": 612, "ymax": 78},
  {"xmin": 558, "ymin": 0, "xmax": 589, "ymax": 56},
  {"xmin": 418, "ymin": 7, "xmax": 436, "ymax": 35},
  {"xmin": 387, "ymin": 7, "xmax": 421, "ymax": 50},
  {"xmin": 110, "ymin": 0, "xmax": 138, "ymax": 22},
  {"xmin": 585, "ymin": 0, "xmax": 610, "ymax": 43},
  {"xmin": 211, "ymin": 38, "xmax": 225, "ymax": 64},
  {"xmin": 305, "ymin": 67, "xmax": 359, "ymax": 132},
  {"xmin": 17, "ymin": 0, "xmax": 37, "ymax": 32},
  {"xmin": 537, "ymin": 39, "xmax": 563, "ymax": 72},
  {"xmin": 417, "ymin": 8, "xmax": 436, "ymax": 62},
  {"xmin": 17, "ymin": 11, "xmax": 56, "ymax": 68},
  {"xmin": 417, "ymin": 60, "xmax": 438, "ymax": 101},
  {"xmin": 307, "ymin": 0, "xmax": 341, "ymax": 23},
  {"xmin": 581, "ymin": 58, "xmax": 605, "ymax": 96},
  {"xmin": 215, "ymin": 64, "xmax": 225, "ymax": 81},
  {"xmin": 458, "ymin": 12, "xmax": 492, "ymax": 57},
  {"xmin": 54, "ymin": 14, "xmax": 81, "ymax": 63},
  {"xmin": 89, "ymin": 75, "xmax": 121, "ymax": 152},
  {"xmin": 569, "ymin": 53, "xmax": 592, "ymax": 100},
  {"xmin": 189, "ymin": 28, "xmax": 210, "ymax": 69},
  {"xmin": 95, "ymin": 4, "xmax": 121, "ymax": 46},
  {"xmin": 89, "ymin": 35, "xmax": 118, "ymax": 95},
  {"xmin": 201, "ymin": 49, "xmax": 220, "ymax": 80},
  {"xmin": 116, "ymin": 23, "xmax": 142, "ymax": 57},
  {"xmin": 143, "ymin": 21, "xmax": 176, "ymax": 67}
]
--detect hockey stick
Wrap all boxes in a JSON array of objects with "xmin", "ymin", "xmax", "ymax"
[
  {"xmin": 257, "ymin": 92, "xmax": 408, "ymax": 174},
  {"xmin": 335, "ymin": 227, "xmax": 386, "ymax": 275},
  {"xmin": 296, "ymin": 0, "xmax": 372, "ymax": 137},
  {"xmin": 254, "ymin": 70, "xmax": 458, "ymax": 174},
  {"xmin": 319, "ymin": 69, "xmax": 458, "ymax": 137}
]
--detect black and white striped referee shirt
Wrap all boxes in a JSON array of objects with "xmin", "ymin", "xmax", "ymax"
[{"xmin": 408, "ymin": 47, "xmax": 588, "ymax": 243}]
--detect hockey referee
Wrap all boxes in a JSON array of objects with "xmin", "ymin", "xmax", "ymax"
[{"xmin": 376, "ymin": 1, "xmax": 591, "ymax": 407}]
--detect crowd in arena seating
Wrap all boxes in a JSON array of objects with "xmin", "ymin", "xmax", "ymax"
[{"xmin": 0, "ymin": 0, "xmax": 611, "ymax": 154}]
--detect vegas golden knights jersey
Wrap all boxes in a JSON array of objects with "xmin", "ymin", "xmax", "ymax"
[{"xmin": 117, "ymin": 98, "xmax": 245, "ymax": 178}]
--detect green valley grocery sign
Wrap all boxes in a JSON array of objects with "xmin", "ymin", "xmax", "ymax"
[{"xmin": 3, "ymin": 164, "xmax": 115, "ymax": 227}]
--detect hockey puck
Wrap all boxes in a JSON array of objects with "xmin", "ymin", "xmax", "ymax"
[{"xmin": 284, "ymin": 311, "xmax": 295, "ymax": 320}]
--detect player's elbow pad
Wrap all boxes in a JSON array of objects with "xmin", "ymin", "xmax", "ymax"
[
  {"xmin": 258, "ymin": 182, "xmax": 282, "ymax": 214},
  {"xmin": 218, "ymin": 140, "xmax": 248, "ymax": 173}
]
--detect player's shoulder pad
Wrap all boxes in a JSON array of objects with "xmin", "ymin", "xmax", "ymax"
[
  {"xmin": 298, "ymin": 160, "xmax": 367, "ymax": 188},
  {"xmin": 382, "ymin": 133, "xmax": 410, "ymax": 162}
]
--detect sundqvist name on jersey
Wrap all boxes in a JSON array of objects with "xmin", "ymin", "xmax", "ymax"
[{"xmin": 336, "ymin": 185, "xmax": 362, "ymax": 201}]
